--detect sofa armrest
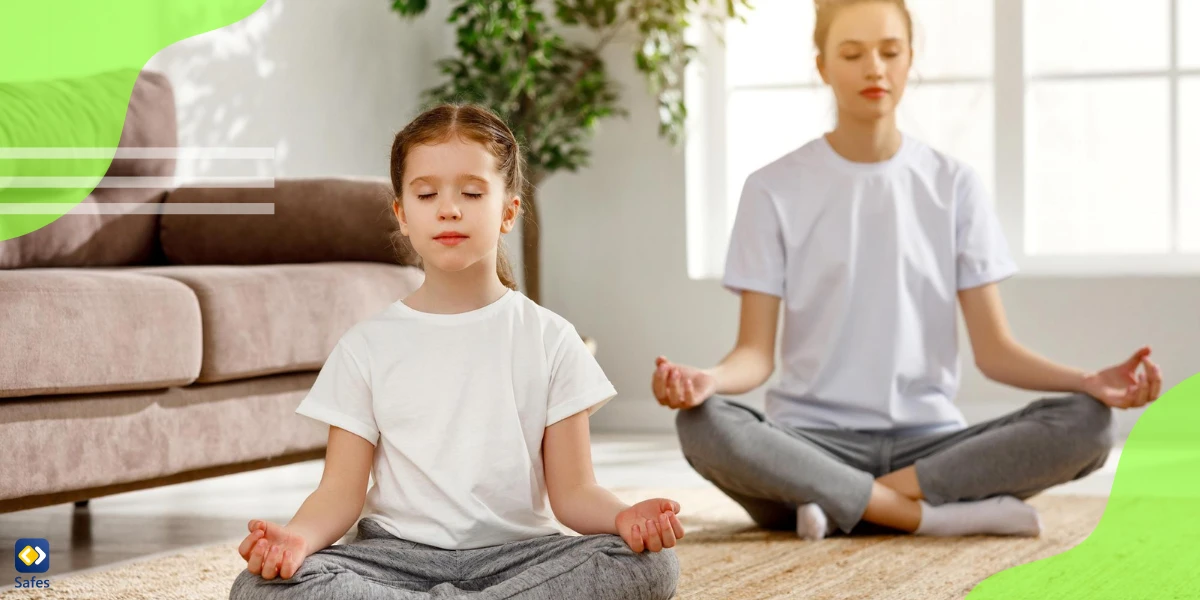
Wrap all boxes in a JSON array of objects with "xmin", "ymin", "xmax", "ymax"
[{"xmin": 159, "ymin": 178, "xmax": 417, "ymax": 266}]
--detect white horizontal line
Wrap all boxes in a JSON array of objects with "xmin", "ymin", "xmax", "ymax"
[
  {"xmin": 1031, "ymin": 68, "xmax": 1200, "ymax": 81},
  {"xmin": 1015, "ymin": 254, "xmax": 1200, "ymax": 277},
  {"xmin": 0, "ymin": 203, "xmax": 276, "ymax": 215},
  {"xmin": 0, "ymin": 147, "xmax": 276, "ymax": 159},
  {"xmin": 1, "ymin": 177, "xmax": 275, "ymax": 189}
]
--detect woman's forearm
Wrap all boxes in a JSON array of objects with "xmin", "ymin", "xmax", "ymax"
[
  {"xmin": 550, "ymin": 483, "xmax": 628, "ymax": 536},
  {"xmin": 708, "ymin": 345, "xmax": 774, "ymax": 396},
  {"xmin": 977, "ymin": 338, "xmax": 1087, "ymax": 393},
  {"xmin": 286, "ymin": 485, "xmax": 366, "ymax": 556}
]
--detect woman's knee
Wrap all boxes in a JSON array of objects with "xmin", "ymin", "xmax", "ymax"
[
  {"xmin": 1040, "ymin": 394, "xmax": 1115, "ymax": 462},
  {"xmin": 675, "ymin": 396, "xmax": 721, "ymax": 435},
  {"xmin": 675, "ymin": 397, "xmax": 747, "ymax": 459}
]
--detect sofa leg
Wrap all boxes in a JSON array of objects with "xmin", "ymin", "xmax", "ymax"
[{"xmin": 72, "ymin": 502, "xmax": 93, "ymax": 545}]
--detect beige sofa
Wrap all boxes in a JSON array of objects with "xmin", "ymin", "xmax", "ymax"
[{"xmin": 0, "ymin": 71, "xmax": 422, "ymax": 512}]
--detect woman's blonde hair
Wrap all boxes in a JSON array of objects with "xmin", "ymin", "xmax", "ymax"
[{"xmin": 813, "ymin": 0, "xmax": 913, "ymax": 58}]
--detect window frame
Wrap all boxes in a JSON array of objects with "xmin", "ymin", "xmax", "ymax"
[{"xmin": 685, "ymin": 0, "xmax": 1200, "ymax": 279}]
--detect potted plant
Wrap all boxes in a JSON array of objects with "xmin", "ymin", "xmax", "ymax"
[{"xmin": 391, "ymin": 0, "xmax": 751, "ymax": 306}]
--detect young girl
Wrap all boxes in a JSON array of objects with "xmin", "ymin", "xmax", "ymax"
[
  {"xmin": 231, "ymin": 104, "xmax": 682, "ymax": 600},
  {"xmin": 653, "ymin": 0, "xmax": 1164, "ymax": 541}
]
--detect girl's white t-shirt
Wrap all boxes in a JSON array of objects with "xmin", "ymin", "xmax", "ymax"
[
  {"xmin": 295, "ymin": 289, "xmax": 616, "ymax": 550},
  {"xmin": 723, "ymin": 134, "xmax": 1017, "ymax": 434}
]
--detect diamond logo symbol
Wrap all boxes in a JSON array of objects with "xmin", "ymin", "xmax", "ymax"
[{"xmin": 18, "ymin": 545, "xmax": 37, "ymax": 566}]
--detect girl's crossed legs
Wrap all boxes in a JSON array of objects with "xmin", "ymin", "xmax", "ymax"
[{"xmin": 230, "ymin": 519, "xmax": 678, "ymax": 600}]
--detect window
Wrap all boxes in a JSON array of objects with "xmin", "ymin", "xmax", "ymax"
[{"xmin": 685, "ymin": 0, "xmax": 1200, "ymax": 278}]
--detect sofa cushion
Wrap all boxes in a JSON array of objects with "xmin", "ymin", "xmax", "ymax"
[
  {"xmin": 137, "ymin": 262, "xmax": 424, "ymax": 383},
  {"xmin": 0, "ymin": 269, "xmax": 202, "ymax": 398},
  {"xmin": 0, "ymin": 70, "xmax": 177, "ymax": 268},
  {"xmin": 159, "ymin": 178, "xmax": 418, "ymax": 267},
  {"xmin": 0, "ymin": 372, "xmax": 324, "ymax": 504}
]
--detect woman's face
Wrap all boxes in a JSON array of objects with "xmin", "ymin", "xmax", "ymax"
[{"xmin": 817, "ymin": 2, "xmax": 912, "ymax": 124}]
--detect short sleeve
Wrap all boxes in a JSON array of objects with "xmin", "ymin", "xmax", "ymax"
[
  {"xmin": 722, "ymin": 176, "xmax": 786, "ymax": 297},
  {"xmin": 955, "ymin": 166, "xmax": 1018, "ymax": 290},
  {"xmin": 295, "ymin": 337, "xmax": 380, "ymax": 446},
  {"xmin": 545, "ymin": 326, "xmax": 617, "ymax": 427}
]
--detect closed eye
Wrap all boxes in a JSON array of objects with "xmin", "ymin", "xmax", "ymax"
[
  {"xmin": 464, "ymin": 193, "xmax": 483, "ymax": 199},
  {"xmin": 417, "ymin": 193, "xmax": 436, "ymax": 200}
]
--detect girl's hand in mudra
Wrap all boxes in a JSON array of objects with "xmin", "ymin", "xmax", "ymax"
[
  {"xmin": 238, "ymin": 519, "xmax": 309, "ymax": 580},
  {"xmin": 616, "ymin": 498, "xmax": 685, "ymax": 553}
]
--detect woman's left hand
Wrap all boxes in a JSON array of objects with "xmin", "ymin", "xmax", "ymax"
[
  {"xmin": 1082, "ymin": 346, "xmax": 1163, "ymax": 409},
  {"xmin": 616, "ymin": 499, "xmax": 685, "ymax": 553}
]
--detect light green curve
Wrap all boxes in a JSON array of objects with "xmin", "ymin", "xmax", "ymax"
[
  {"xmin": 0, "ymin": 0, "xmax": 268, "ymax": 241},
  {"xmin": 967, "ymin": 372, "xmax": 1200, "ymax": 598}
]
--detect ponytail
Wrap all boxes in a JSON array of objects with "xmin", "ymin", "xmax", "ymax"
[{"xmin": 496, "ymin": 241, "xmax": 518, "ymax": 291}]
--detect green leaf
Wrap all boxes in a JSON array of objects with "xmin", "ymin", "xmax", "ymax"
[
  {"xmin": 390, "ymin": 0, "xmax": 428, "ymax": 17},
  {"xmin": 397, "ymin": 0, "xmax": 755, "ymax": 177}
]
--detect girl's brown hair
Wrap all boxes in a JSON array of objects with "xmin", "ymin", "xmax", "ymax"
[
  {"xmin": 389, "ymin": 104, "xmax": 524, "ymax": 291},
  {"xmin": 812, "ymin": 0, "xmax": 913, "ymax": 58}
]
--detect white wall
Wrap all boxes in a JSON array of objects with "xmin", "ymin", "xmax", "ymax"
[
  {"xmin": 536, "ymin": 43, "xmax": 1200, "ymax": 439},
  {"xmin": 146, "ymin": 0, "xmax": 452, "ymax": 181},
  {"xmin": 151, "ymin": 1, "xmax": 1198, "ymax": 439}
]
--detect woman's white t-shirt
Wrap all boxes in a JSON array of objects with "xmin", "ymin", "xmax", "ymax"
[
  {"xmin": 723, "ymin": 134, "xmax": 1017, "ymax": 434},
  {"xmin": 295, "ymin": 289, "xmax": 616, "ymax": 550}
]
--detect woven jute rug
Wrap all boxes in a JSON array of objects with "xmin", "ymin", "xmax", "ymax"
[{"xmin": 3, "ymin": 488, "xmax": 1106, "ymax": 600}]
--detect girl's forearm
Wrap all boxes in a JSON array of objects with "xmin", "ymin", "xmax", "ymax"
[
  {"xmin": 708, "ymin": 345, "xmax": 774, "ymax": 395},
  {"xmin": 551, "ymin": 483, "xmax": 628, "ymax": 536},
  {"xmin": 978, "ymin": 339, "xmax": 1087, "ymax": 393},
  {"xmin": 286, "ymin": 485, "xmax": 366, "ymax": 556}
]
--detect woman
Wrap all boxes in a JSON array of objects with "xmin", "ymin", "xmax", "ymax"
[{"xmin": 651, "ymin": 0, "xmax": 1162, "ymax": 540}]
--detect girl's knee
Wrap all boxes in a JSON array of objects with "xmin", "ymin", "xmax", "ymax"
[
  {"xmin": 650, "ymin": 548, "xmax": 680, "ymax": 586},
  {"xmin": 629, "ymin": 550, "xmax": 680, "ymax": 600},
  {"xmin": 228, "ymin": 562, "xmax": 330, "ymax": 600},
  {"xmin": 229, "ymin": 569, "xmax": 268, "ymax": 600}
]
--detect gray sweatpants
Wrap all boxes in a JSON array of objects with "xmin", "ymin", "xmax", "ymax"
[
  {"xmin": 230, "ymin": 518, "xmax": 678, "ymax": 600},
  {"xmin": 676, "ymin": 394, "xmax": 1114, "ymax": 534}
]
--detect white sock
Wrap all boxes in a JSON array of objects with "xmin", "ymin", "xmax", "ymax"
[
  {"xmin": 915, "ymin": 496, "xmax": 1042, "ymax": 537},
  {"xmin": 796, "ymin": 503, "xmax": 837, "ymax": 541}
]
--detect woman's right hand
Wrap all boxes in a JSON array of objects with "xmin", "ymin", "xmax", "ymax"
[
  {"xmin": 238, "ymin": 519, "xmax": 309, "ymax": 580},
  {"xmin": 652, "ymin": 356, "xmax": 716, "ymax": 410}
]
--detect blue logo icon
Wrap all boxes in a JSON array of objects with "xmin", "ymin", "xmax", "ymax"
[{"xmin": 14, "ymin": 539, "xmax": 49, "ymax": 574}]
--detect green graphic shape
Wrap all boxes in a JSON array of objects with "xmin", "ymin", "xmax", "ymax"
[
  {"xmin": 968, "ymin": 373, "xmax": 1200, "ymax": 599},
  {"xmin": 0, "ymin": 0, "xmax": 267, "ymax": 241}
]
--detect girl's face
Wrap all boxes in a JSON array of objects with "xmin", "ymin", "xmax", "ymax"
[
  {"xmin": 817, "ymin": 2, "xmax": 912, "ymax": 123},
  {"xmin": 394, "ymin": 137, "xmax": 519, "ymax": 278}
]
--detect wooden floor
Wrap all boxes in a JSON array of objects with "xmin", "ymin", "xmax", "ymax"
[{"xmin": 1, "ymin": 435, "xmax": 1118, "ymax": 580}]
